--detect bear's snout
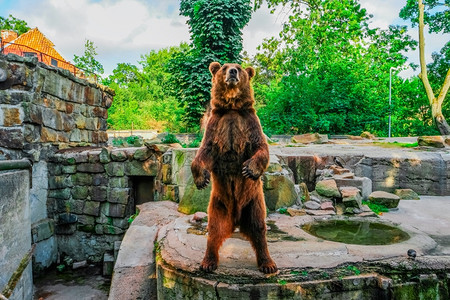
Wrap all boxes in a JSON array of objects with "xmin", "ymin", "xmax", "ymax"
[{"xmin": 226, "ymin": 67, "xmax": 239, "ymax": 85}]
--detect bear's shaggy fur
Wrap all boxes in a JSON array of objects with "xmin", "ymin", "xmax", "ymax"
[{"xmin": 191, "ymin": 62, "xmax": 277, "ymax": 274}]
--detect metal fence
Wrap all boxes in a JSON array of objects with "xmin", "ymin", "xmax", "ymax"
[{"xmin": 0, "ymin": 41, "xmax": 98, "ymax": 82}]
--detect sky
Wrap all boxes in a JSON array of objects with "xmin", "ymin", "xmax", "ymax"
[{"xmin": 0, "ymin": 0, "xmax": 448, "ymax": 78}]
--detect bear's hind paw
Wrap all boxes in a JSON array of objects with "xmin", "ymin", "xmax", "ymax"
[
  {"xmin": 258, "ymin": 261, "xmax": 278, "ymax": 274},
  {"xmin": 200, "ymin": 260, "xmax": 218, "ymax": 273}
]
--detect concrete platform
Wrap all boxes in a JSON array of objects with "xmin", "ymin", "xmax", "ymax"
[{"xmin": 109, "ymin": 197, "xmax": 450, "ymax": 299}]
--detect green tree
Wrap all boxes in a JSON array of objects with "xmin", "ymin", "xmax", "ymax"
[
  {"xmin": 253, "ymin": 0, "xmax": 416, "ymax": 136},
  {"xmin": 400, "ymin": 0, "xmax": 450, "ymax": 134},
  {"xmin": 105, "ymin": 45, "xmax": 187, "ymax": 132},
  {"xmin": 169, "ymin": 0, "xmax": 252, "ymax": 130},
  {"xmin": 73, "ymin": 39, "xmax": 104, "ymax": 80},
  {"xmin": 0, "ymin": 15, "xmax": 30, "ymax": 35}
]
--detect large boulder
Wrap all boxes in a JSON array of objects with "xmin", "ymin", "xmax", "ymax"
[
  {"xmin": 368, "ymin": 191, "xmax": 400, "ymax": 208},
  {"xmin": 334, "ymin": 176, "xmax": 372, "ymax": 200},
  {"xmin": 445, "ymin": 137, "xmax": 450, "ymax": 147},
  {"xmin": 291, "ymin": 133, "xmax": 328, "ymax": 144},
  {"xmin": 340, "ymin": 186, "xmax": 362, "ymax": 208},
  {"xmin": 418, "ymin": 136, "xmax": 445, "ymax": 148},
  {"xmin": 178, "ymin": 177, "xmax": 212, "ymax": 214},
  {"xmin": 394, "ymin": 188, "xmax": 420, "ymax": 200},
  {"xmin": 360, "ymin": 131, "xmax": 376, "ymax": 139},
  {"xmin": 263, "ymin": 173, "xmax": 298, "ymax": 211},
  {"xmin": 315, "ymin": 179, "xmax": 341, "ymax": 198}
]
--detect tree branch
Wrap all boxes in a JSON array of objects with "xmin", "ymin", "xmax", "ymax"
[
  {"xmin": 437, "ymin": 67, "xmax": 450, "ymax": 106},
  {"xmin": 418, "ymin": 0, "xmax": 436, "ymax": 106}
]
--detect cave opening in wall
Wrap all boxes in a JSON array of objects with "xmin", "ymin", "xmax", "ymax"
[{"xmin": 130, "ymin": 176, "xmax": 155, "ymax": 205}]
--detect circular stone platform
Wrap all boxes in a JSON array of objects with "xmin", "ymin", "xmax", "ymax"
[{"xmin": 156, "ymin": 213, "xmax": 437, "ymax": 299}]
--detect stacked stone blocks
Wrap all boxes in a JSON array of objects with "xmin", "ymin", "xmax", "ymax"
[
  {"xmin": 47, "ymin": 145, "xmax": 170, "ymax": 261},
  {"xmin": 0, "ymin": 54, "xmax": 113, "ymax": 161}
]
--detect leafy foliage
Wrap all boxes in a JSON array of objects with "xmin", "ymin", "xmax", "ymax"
[
  {"xmin": 104, "ymin": 45, "xmax": 187, "ymax": 132},
  {"xmin": 185, "ymin": 133, "xmax": 204, "ymax": 148},
  {"xmin": 400, "ymin": 0, "xmax": 450, "ymax": 134},
  {"xmin": 0, "ymin": 14, "xmax": 30, "ymax": 35},
  {"xmin": 400, "ymin": 0, "xmax": 450, "ymax": 33},
  {"xmin": 168, "ymin": 0, "xmax": 252, "ymax": 129},
  {"xmin": 73, "ymin": 39, "xmax": 104, "ymax": 79},
  {"xmin": 161, "ymin": 133, "xmax": 181, "ymax": 144},
  {"xmin": 252, "ymin": 0, "xmax": 419, "ymax": 136}
]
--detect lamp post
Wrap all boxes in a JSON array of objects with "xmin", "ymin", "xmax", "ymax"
[{"xmin": 388, "ymin": 66, "xmax": 397, "ymax": 138}]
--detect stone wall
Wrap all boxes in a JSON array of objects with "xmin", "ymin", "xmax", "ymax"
[
  {"xmin": 0, "ymin": 53, "xmax": 114, "ymax": 271},
  {"xmin": 47, "ymin": 145, "xmax": 168, "ymax": 262},
  {"xmin": 280, "ymin": 152, "xmax": 450, "ymax": 196},
  {"xmin": 0, "ymin": 167, "xmax": 32, "ymax": 300},
  {"xmin": 0, "ymin": 54, "xmax": 113, "ymax": 159}
]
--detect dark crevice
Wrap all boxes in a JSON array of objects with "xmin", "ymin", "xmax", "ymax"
[{"xmin": 214, "ymin": 281, "xmax": 220, "ymax": 299}]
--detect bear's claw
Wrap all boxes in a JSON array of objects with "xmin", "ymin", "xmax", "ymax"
[
  {"xmin": 200, "ymin": 259, "xmax": 218, "ymax": 272},
  {"xmin": 258, "ymin": 261, "xmax": 278, "ymax": 274},
  {"xmin": 242, "ymin": 165, "xmax": 260, "ymax": 180},
  {"xmin": 195, "ymin": 169, "xmax": 210, "ymax": 190}
]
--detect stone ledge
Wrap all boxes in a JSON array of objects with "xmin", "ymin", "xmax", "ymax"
[{"xmin": 108, "ymin": 201, "xmax": 181, "ymax": 300}]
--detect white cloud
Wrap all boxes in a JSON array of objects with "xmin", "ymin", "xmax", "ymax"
[
  {"xmin": 4, "ymin": 0, "xmax": 449, "ymax": 78},
  {"xmin": 10, "ymin": 0, "xmax": 190, "ymax": 75},
  {"xmin": 243, "ymin": 6, "xmax": 284, "ymax": 55}
]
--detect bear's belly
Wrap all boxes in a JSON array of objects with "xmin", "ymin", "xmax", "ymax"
[
  {"xmin": 212, "ymin": 114, "xmax": 252, "ymax": 176},
  {"xmin": 212, "ymin": 150, "xmax": 245, "ymax": 175}
]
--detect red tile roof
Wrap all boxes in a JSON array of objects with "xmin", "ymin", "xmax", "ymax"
[
  {"xmin": 2, "ymin": 28, "xmax": 77, "ymax": 74},
  {"xmin": 4, "ymin": 27, "xmax": 67, "ymax": 62}
]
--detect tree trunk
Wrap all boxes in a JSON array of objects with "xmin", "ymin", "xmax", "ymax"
[
  {"xmin": 432, "ymin": 105, "xmax": 450, "ymax": 135},
  {"xmin": 418, "ymin": 0, "xmax": 450, "ymax": 135}
]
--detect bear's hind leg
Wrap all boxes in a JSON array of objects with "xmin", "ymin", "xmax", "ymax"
[
  {"xmin": 201, "ymin": 196, "xmax": 234, "ymax": 272},
  {"xmin": 239, "ymin": 198, "xmax": 278, "ymax": 274}
]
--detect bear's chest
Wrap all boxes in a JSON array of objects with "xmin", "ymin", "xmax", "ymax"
[{"xmin": 213, "ymin": 112, "xmax": 250, "ymax": 156}]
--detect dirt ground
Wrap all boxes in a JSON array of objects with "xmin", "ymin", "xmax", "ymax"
[{"xmin": 33, "ymin": 265, "xmax": 109, "ymax": 300}]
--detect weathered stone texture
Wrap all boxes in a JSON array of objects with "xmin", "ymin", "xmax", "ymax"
[
  {"xmin": 0, "ymin": 169, "xmax": 33, "ymax": 300},
  {"xmin": 315, "ymin": 179, "xmax": 341, "ymax": 198},
  {"xmin": 354, "ymin": 153, "xmax": 447, "ymax": 196},
  {"xmin": 0, "ymin": 127, "xmax": 23, "ymax": 149},
  {"xmin": 1, "ymin": 106, "xmax": 22, "ymax": 126},
  {"xmin": 368, "ymin": 191, "xmax": 400, "ymax": 208}
]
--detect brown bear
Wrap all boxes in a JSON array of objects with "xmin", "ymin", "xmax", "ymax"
[{"xmin": 191, "ymin": 62, "xmax": 277, "ymax": 274}]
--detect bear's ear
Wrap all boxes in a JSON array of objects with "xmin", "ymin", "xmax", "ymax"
[
  {"xmin": 209, "ymin": 62, "xmax": 221, "ymax": 76},
  {"xmin": 245, "ymin": 66, "xmax": 255, "ymax": 80}
]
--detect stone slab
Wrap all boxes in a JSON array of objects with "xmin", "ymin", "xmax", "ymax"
[{"xmin": 109, "ymin": 201, "xmax": 181, "ymax": 300}]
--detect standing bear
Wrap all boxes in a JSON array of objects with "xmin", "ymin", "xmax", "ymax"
[{"xmin": 191, "ymin": 62, "xmax": 277, "ymax": 274}]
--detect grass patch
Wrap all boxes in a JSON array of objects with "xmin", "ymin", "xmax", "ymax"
[
  {"xmin": 373, "ymin": 141, "xmax": 418, "ymax": 148},
  {"xmin": 362, "ymin": 200, "xmax": 389, "ymax": 215}
]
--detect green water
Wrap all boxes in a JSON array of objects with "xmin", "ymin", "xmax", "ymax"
[{"xmin": 302, "ymin": 220, "xmax": 410, "ymax": 245}]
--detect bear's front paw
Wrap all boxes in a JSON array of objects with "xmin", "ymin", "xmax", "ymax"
[
  {"xmin": 242, "ymin": 159, "xmax": 262, "ymax": 180},
  {"xmin": 194, "ymin": 169, "xmax": 210, "ymax": 190}
]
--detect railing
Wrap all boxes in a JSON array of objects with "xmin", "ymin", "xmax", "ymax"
[{"xmin": 0, "ymin": 41, "xmax": 98, "ymax": 82}]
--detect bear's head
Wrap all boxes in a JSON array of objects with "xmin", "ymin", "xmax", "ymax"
[{"xmin": 209, "ymin": 62, "xmax": 255, "ymax": 110}]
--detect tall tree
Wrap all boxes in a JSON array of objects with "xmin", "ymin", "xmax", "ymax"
[
  {"xmin": 104, "ymin": 45, "xmax": 187, "ymax": 132},
  {"xmin": 169, "ymin": 0, "xmax": 252, "ymax": 130},
  {"xmin": 401, "ymin": 0, "xmax": 450, "ymax": 134},
  {"xmin": 0, "ymin": 15, "xmax": 30, "ymax": 35},
  {"xmin": 73, "ymin": 39, "xmax": 104, "ymax": 80},
  {"xmin": 253, "ymin": 0, "xmax": 416, "ymax": 136}
]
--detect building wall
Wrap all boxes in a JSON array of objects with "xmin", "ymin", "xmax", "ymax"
[{"xmin": 0, "ymin": 53, "xmax": 114, "ymax": 271}]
